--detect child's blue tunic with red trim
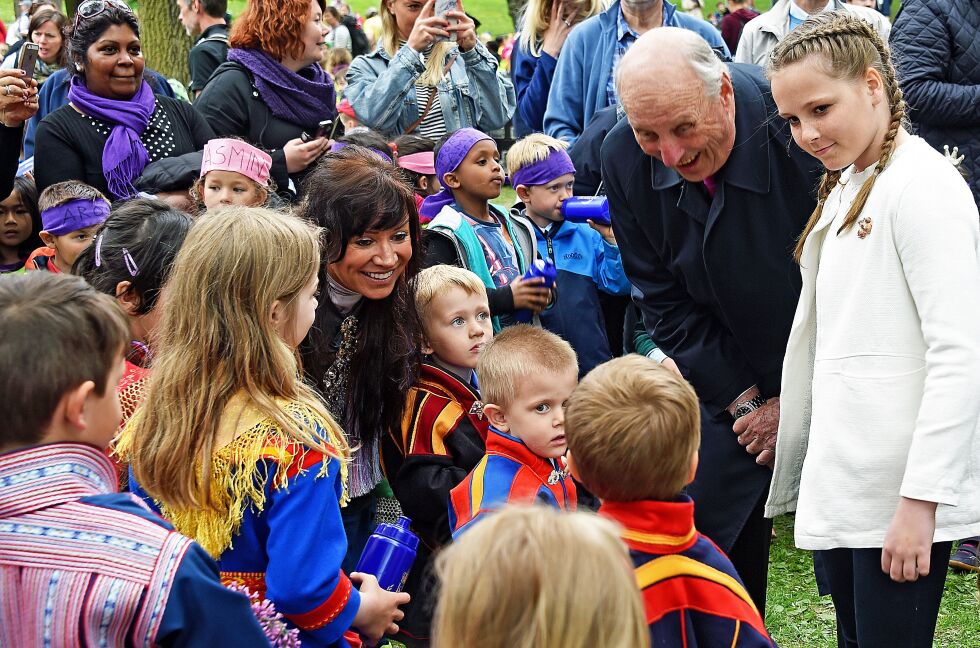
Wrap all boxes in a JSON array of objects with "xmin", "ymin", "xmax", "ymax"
[
  {"xmin": 448, "ymin": 427, "xmax": 577, "ymax": 537},
  {"xmin": 601, "ymin": 497, "xmax": 776, "ymax": 648}
]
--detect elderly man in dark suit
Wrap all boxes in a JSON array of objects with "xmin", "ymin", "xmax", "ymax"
[{"xmin": 601, "ymin": 27, "xmax": 822, "ymax": 613}]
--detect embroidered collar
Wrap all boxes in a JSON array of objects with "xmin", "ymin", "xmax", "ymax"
[
  {"xmin": 0, "ymin": 443, "xmax": 117, "ymax": 518},
  {"xmin": 600, "ymin": 496, "xmax": 698, "ymax": 554},
  {"xmin": 485, "ymin": 427, "xmax": 567, "ymax": 484},
  {"xmin": 419, "ymin": 362, "xmax": 482, "ymax": 411}
]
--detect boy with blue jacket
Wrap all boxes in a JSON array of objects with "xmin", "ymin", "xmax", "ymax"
[{"xmin": 508, "ymin": 134, "xmax": 631, "ymax": 376}]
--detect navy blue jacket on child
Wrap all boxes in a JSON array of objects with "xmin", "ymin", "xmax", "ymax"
[
  {"xmin": 601, "ymin": 497, "xmax": 775, "ymax": 647},
  {"xmin": 513, "ymin": 208, "xmax": 631, "ymax": 376}
]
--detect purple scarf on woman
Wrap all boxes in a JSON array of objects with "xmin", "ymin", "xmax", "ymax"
[
  {"xmin": 227, "ymin": 48, "xmax": 336, "ymax": 129},
  {"xmin": 68, "ymin": 76, "xmax": 155, "ymax": 199}
]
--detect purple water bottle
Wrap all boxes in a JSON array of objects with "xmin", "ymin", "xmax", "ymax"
[
  {"xmin": 560, "ymin": 196, "xmax": 611, "ymax": 226},
  {"xmin": 354, "ymin": 516, "xmax": 419, "ymax": 592},
  {"xmin": 513, "ymin": 257, "xmax": 557, "ymax": 323}
]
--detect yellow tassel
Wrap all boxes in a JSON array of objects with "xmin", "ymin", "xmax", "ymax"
[{"xmin": 157, "ymin": 401, "xmax": 348, "ymax": 559}]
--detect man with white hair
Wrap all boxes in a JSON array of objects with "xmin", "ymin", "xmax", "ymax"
[{"xmin": 601, "ymin": 27, "xmax": 822, "ymax": 612}]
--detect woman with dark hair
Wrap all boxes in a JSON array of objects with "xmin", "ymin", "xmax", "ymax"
[
  {"xmin": 2, "ymin": 9, "xmax": 68, "ymax": 86},
  {"xmin": 299, "ymin": 146, "xmax": 423, "ymax": 570},
  {"xmin": 0, "ymin": 175, "xmax": 42, "ymax": 273},
  {"xmin": 73, "ymin": 197, "xmax": 194, "ymax": 426},
  {"xmin": 33, "ymin": 0, "xmax": 215, "ymax": 199},
  {"xmin": 195, "ymin": 0, "xmax": 337, "ymax": 199}
]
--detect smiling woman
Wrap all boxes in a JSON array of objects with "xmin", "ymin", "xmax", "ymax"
[
  {"xmin": 299, "ymin": 146, "xmax": 424, "ymax": 573},
  {"xmin": 33, "ymin": 1, "xmax": 215, "ymax": 199}
]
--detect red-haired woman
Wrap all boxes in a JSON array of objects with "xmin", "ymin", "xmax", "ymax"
[{"xmin": 195, "ymin": 0, "xmax": 336, "ymax": 199}]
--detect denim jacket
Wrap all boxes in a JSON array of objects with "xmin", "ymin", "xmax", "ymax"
[{"xmin": 345, "ymin": 41, "xmax": 515, "ymax": 138}]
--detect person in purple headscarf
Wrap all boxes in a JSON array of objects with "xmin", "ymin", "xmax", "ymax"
[
  {"xmin": 34, "ymin": 1, "xmax": 215, "ymax": 200},
  {"xmin": 195, "ymin": 0, "xmax": 338, "ymax": 200},
  {"xmin": 421, "ymin": 127, "xmax": 552, "ymax": 332}
]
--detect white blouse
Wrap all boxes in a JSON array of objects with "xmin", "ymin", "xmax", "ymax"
[{"xmin": 767, "ymin": 136, "xmax": 980, "ymax": 550}]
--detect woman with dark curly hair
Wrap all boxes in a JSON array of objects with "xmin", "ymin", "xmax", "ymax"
[
  {"xmin": 299, "ymin": 146, "xmax": 423, "ymax": 570},
  {"xmin": 195, "ymin": 0, "xmax": 338, "ymax": 199},
  {"xmin": 33, "ymin": 0, "xmax": 215, "ymax": 199}
]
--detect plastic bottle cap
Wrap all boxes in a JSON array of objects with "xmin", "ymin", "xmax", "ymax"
[{"xmin": 373, "ymin": 516, "xmax": 421, "ymax": 551}]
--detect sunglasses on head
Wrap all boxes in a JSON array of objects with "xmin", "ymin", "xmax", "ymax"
[{"xmin": 73, "ymin": 0, "xmax": 133, "ymax": 28}]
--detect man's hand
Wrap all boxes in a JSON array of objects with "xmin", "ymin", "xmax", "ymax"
[
  {"xmin": 882, "ymin": 497, "xmax": 938, "ymax": 582},
  {"xmin": 732, "ymin": 397, "xmax": 779, "ymax": 468}
]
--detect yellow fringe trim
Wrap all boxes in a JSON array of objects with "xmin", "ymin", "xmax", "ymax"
[{"xmin": 122, "ymin": 398, "xmax": 348, "ymax": 560}]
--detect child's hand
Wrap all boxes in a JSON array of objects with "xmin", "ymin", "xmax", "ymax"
[
  {"xmin": 881, "ymin": 497, "xmax": 938, "ymax": 582},
  {"xmin": 588, "ymin": 219, "xmax": 616, "ymax": 245},
  {"xmin": 510, "ymin": 275, "xmax": 552, "ymax": 313},
  {"xmin": 350, "ymin": 572, "xmax": 410, "ymax": 643}
]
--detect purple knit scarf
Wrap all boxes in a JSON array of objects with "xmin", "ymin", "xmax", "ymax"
[
  {"xmin": 228, "ymin": 48, "xmax": 336, "ymax": 129},
  {"xmin": 68, "ymin": 76, "xmax": 155, "ymax": 199}
]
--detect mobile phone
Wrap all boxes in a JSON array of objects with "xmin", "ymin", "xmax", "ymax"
[
  {"xmin": 302, "ymin": 119, "xmax": 334, "ymax": 142},
  {"xmin": 434, "ymin": 0, "xmax": 458, "ymax": 43},
  {"xmin": 17, "ymin": 43, "xmax": 39, "ymax": 79}
]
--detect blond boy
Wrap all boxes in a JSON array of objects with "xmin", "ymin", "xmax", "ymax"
[
  {"xmin": 447, "ymin": 324, "xmax": 579, "ymax": 537},
  {"xmin": 381, "ymin": 266, "xmax": 494, "ymax": 644},
  {"xmin": 507, "ymin": 133, "xmax": 630, "ymax": 376},
  {"xmin": 565, "ymin": 355, "xmax": 774, "ymax": 647}
]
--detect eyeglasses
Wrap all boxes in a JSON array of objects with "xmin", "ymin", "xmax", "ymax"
[{"xmin": 73, "ymin": 0, "xmax": 133, "ymax": 28}]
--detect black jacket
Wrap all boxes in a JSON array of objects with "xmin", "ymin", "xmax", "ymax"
[
  {"xmin": 601, "ymin": 64, "xmax": 822, "ymax": 549},
  {"xmin": 188, "ymin": 23, "xmax": 229, "ymax": 94},
  {"xmin": 890, "ymin": 0, "xmax": 980, "ymax": 206},
  {"xmin": 1, "ymin": 125, "xmax": 22, "ymax": 199},
  {"xmin": 194, "ymin": 62, "xmax": 336, "ymax": 199}
]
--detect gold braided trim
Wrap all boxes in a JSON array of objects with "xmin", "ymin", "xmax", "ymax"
[{"xmin": 119, "ymin": 397, "xmax": 348, "ymax": 559}]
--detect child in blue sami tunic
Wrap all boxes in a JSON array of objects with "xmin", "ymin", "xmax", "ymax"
[
  {"xmin": 0, "ymin": 272, "xmax": 268, "ymax": 647},
  {"xmin": 565, "ymin": 356, "xmax": 775, "ymax": 647},
  {"xmin": 448, "ymin": 325, "xmax": 578, "ymax": 537},
  {"xmin": 118, "ymin": 208, "xmax": 408, "ymax": 648}
]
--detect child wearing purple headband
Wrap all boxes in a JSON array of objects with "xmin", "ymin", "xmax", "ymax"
[
  {"xmin": 507, "ymin": 133, "xmax": 631, "ymax": 377},
  {"xmin": 421, "ymin": 128, "xmax": 552, "ymax": 331},
  {"xmin": 25, "ymin": 181, "xmax": 110, "ymax": 274}
]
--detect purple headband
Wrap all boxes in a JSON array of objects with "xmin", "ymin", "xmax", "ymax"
[
  {"xmin": 420, "ymin": 128, "xmax": 493, "ymax": 220},
  {"xmin": 329, "ymin": 140, "xmax": 393, "ymax": 162},
  {"xmin": 41, "ymin": 199, "xmax": 110, "ymax": 237},
  {"xmin": 510, "ymin": 148, "xmax": 576, "ymax": 188}
]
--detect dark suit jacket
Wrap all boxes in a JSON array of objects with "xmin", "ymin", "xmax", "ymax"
[{"xmin": 601, "ymin": 63, "xmax": 822, "ymax": 548}]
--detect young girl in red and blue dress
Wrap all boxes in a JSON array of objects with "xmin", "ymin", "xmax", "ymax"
[{"xmin": 117, "ymin": 207, "xmax": 409, "ymax": 648}]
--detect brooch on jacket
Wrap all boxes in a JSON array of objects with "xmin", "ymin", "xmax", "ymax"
[
  {"xmin": 857, "ymin": 217, "xmax": 873, "ymax": 239},
  {"xmin": 469, "ymin": 401, "xmax": 485, "ymax": 420}
]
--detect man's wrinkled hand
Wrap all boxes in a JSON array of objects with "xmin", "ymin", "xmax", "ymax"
[{"xmin": 733, "ymin": 397, "xmax": 779, "ymax": 468}]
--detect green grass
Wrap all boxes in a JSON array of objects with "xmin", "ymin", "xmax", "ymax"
[{"xmin": 767, "ymin": 515, "xmax": 980, "ymax": 647}]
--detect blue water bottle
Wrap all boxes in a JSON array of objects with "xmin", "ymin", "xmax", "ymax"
[
  {"xmin": 354, "ymin": 516, "xmax": 420, "ymax": 592},
  {"xmin": 560, "ymin": 196, "xmax": 611, "ymax": 226},
  {"xmin": 513, "ymin": 257, "xmax": 557, "ymax": 323}
]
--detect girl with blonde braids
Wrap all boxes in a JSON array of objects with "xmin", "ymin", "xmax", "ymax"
[
  {"xmin": 766, "ymin": 12, "xmax": 980, "ymax": 647},
  {"xmin": 117, "ymin": 208, "xmax": 409, "ymax": 647}
]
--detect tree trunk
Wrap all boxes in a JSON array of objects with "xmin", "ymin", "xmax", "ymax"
[{"xmin": 139, "ymin": 0, "xmax": 193, "ymax": 87}]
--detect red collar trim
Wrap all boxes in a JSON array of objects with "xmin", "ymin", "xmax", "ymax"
[
  {"xmin": 419, "ymin": 362, "xmax": 481, "ymax": 408},
  {"xmin": 600, "ymin": 498, "xmax": 698, "ymax": 554},
  {"xmin": 486, "ymin": 427, "xmax": 563, "ymax": 482}
]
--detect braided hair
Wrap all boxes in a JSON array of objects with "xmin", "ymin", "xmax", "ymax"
[{"xmin": 766, "ymin": 12, "xmax": 907, "ymax": 263}]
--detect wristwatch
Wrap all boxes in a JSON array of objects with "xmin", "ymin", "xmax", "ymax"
[{"xmin": 733, "ymin": 395, "xmax": 767, "ymax": 420}]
